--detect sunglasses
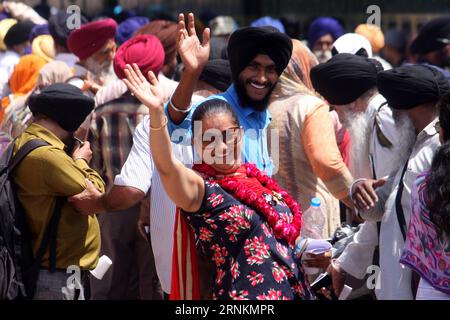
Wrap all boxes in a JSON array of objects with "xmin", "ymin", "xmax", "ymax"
[{"xmin": 199, "ymin": 126, "xmax": 243, "ymax": 149}]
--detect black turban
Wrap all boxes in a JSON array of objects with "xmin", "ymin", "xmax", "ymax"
[
  {"xmin": 227, "ymin": 26, "xmax": 292, "ymax": 80},
  {"xmin": 4, "ymin": 20, "xmax": 35, "ymax": 48},
  {"xmin": 29, "ymin": 83, "xmax": 94, "ymax": 132},
  {"xmin": 199, "ymin": 59, "xmax": 232, "ymax": 92},
  {"xmin": 310, "ymin": 53, "xmax": 382, "ymax": 105},
  {"xmin": 48, "ymin": 10, "xmax": 88, "ymax": 49},
  {"xmin": 410, "ymin": 16, "xmax": 450, "ymax": 54},
  {"xmin": 377, "ymin": 64, "xmax": 450, "ymax": 110},
  {"xmin": 209, "ymin": 36, "xmax": 228, "ymax": 60}
]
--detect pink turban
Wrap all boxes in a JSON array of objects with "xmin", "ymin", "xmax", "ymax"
[{"xmin": 113, "ymin": 34, "xmax": 165, "ymax": 79}]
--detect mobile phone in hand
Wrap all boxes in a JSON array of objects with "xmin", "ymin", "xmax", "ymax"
[{"xmin": 310, "ymin": 273, "xmax": 338, "ymax": 300}]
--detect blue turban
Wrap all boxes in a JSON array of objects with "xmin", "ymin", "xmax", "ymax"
[
  {"xmin": 0, "ymin": 12, "xmax": 11, "ymax": 21},
  {"xmin": 308, "ymin": 17, "xmax": 344, "ymax": 49},
  {"xmin": 29, "ymin": 24, "xmax": 50, "ymax": 43},
  {"xmin": 116, "ymin": 16, "xmax": 150, "ymax": 45},
  {"xmin": 251, "ymin": 16, "xmax": 285, "ymax": 33}
]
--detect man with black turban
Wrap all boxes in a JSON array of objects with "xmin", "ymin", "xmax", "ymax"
[
  {"xmin": 164, "ymin": 13, "xmax": 292, "ymax": 177},
  {"xmin": 48, "ymin": 10, "xmax": 88, "ymax": 68},
  {"xmin": 351, "ymin": 64, "xmax": 449, "ymax": 300},
  {"xmin": 11, "ymin": 83, "xmax": 105, "ymax": 300},
  {"xmin": 310, "ymin": 53, "xmax": 407, "ymax": 180},
  {"xmin": 310, "ymin": 53, "xmax": 416, "ymax": 300},
  {"xmin": 4, "ymin": 20, "xmax": 35, "ymax": 56},
  {"xmin": 195, "ymin": 58, "xmax": 232, "ymax": 96}
]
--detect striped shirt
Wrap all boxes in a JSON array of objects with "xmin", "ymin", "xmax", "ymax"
[{"xmin": 88, "ymin": 93, "xmax": 148, "ymax": 185}]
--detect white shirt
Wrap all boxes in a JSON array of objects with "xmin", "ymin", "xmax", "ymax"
[
  {"xmin": 360, "ymin": 118, "xmax": 440, "ymax": 299},
  {"xmin": 114, "ymin": 116, "xmax": 193, "ymax": 294},
  {"xmin": 367, "ymin": 94, "xmax": 399, "ymax": 179},
  {"xmin": 416, "ymin": 278, "xmax": 450, "ymax": 300},
  {"xmin": 337, "ymin": 94, "xmax": 403, "ymax": 279},
  {"xmin": 54, "ymin": 53, "xmax": 79, "ymax": 69},
  {"xmin": 158, "ymin": 73, "xmax": 179, "ymax": 101}
]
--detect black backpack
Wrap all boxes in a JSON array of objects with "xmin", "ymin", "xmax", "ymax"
[{"xmin": 0, "ymin": 139, "xmax": 65, "ymax": 300}]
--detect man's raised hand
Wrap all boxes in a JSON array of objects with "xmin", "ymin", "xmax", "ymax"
[{"xmin": 177, "ymin": 13, "xmax": 210, "ymax": 75}]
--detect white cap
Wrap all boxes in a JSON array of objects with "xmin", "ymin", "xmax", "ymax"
[
  {"xmin": 332, "ymin": 33, "xmax": 373, "ymax": 57},
  {"xmin": 209, "ymin": 16, "xmax": 238, "ymax": 36}
]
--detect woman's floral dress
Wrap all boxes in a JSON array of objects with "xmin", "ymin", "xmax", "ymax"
[{"xmin": 182, "ymin": 179, "xmax": 314, "ymax": 300}]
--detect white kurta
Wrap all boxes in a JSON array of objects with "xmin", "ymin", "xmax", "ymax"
[
  {"xmin": 337, "ymin": 94, "xmax": 403, "ymax": 278},
  {"xmin": 360, "ymin": 118, "xmax": 440, "ymax": 299}
]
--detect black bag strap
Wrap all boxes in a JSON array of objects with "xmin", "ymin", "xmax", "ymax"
[
  {"xmin": 11, "ymin": 141, "xmax": 66, "ymax": 267},
  {"xmin": 32, "ymin": 197, "xmax": 65, "ymax": 272},
  {"xmin": 21, "ymin": 196, "xmax": 65, "ymax": 299},
  {"xmin": 11, "ymin": 140, "xmax": 65, "ymax": 272},
  {"xmin": 8, "ymin": 139, "xmax": 50, "ymax": 172},
  {"xmin": 374, "ymin": 102, "xmax": 394, "ymax": 149},
  {"xmin": 10, "ymin": 140, "xmax": 65, "ymax": 268},
  {"xmin": 395, "ymin": 162, "xmax": 409, "ymax": 241}
]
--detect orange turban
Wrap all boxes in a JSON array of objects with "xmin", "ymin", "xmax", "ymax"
[
  {"xmin": 0, "ymin": 54, "xmax": 46, "ymax": 123},
  {"xmin": 355, "ymin": 24, "xmax": 385, "ymax": 53}
]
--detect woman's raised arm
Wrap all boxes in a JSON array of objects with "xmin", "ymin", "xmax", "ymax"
[{"xmin": 123, "ymin": 64, "xmax": 205, "ymax": 212}]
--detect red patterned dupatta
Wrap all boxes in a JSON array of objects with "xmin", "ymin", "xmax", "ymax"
[{"xmin": 170, "ymin": 208, "xmax": 200, "ymax": 300}]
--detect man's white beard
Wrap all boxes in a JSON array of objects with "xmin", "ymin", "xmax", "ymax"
[
  {"xmin": 388, "ymin": 113, "xmax": 416, "ymax": 171},
  {"xmin": 99, "ymin": 63, "xmax": 117, "ymax": 86},
  {"xmin": 346, "ymin": 110, "xmax": 416, "ymax": 179},
  {"xmin": 85, "ymin": 57, "xmax": 113, "ymax": 83},
  {"xmin": 314, "ymin": 50, "xmax": 332, "ymax": 64},
  {"xmin": 346, "ymin": 110, "xmax": 372, "ymax": 179}
]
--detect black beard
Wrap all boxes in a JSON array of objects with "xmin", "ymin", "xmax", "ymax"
[{"xmin": 234, "ymin": 78, "xmax": 276, "ymax": 112}]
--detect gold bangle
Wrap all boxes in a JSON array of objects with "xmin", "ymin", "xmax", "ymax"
[{"xmin": 150, "ymin": 116, "xmax": 168, "ymax": 131}]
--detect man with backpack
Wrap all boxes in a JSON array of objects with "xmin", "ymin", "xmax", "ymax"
[{"xmin": 0, "ymin": 83, "xmax": 105, "ymax": 300}]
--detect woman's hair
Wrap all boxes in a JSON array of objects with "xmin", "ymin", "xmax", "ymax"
[
  {"xmin": 425, "ymin": 93, "xmax": 450, "ymax": 236},
  {"xmin": 191, "ymin": 98, "xmax": 240, "ymax": 134},
  {"xmin": 438, "ymin": 92, "xmax": 450, "ymax": 141}
]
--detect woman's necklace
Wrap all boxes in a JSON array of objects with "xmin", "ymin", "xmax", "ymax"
[{"xmin": 193, "ymin": 163, "xmax": 303, "ymax": 245}]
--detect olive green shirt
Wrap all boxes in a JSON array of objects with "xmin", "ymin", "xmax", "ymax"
[{"xmin": 12, "ymin": 123, "xmax": 105, "ymax": 270}]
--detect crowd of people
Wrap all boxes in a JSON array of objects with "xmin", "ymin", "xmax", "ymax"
[{"xmin": 0, "ymin": 2, "xmax": 448, "ymax": 301}]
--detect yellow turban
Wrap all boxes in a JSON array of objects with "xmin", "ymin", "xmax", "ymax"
[
  {"xmin": 355, "ymin": 24, "xmax": 385, "ymax": 53},
  {"xmin": 32, "ymin": 35, "xmax": 55, "ymax": 62},
  {"xmin": 0, "ymin": 19, "xmax": 18, "ymax": 51}
]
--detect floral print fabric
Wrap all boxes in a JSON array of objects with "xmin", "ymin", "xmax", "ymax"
[
  {"xmin": 400, "ymin": 173, "xmax": 450, "ymax": 295},
  {"xmin": 182, "ymin": 180, "xmax": 313, "ymax": 300}
]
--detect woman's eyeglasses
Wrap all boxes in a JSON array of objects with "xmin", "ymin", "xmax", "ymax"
[{"xmin": 199, "ymin": 126, "xmax": 243, "ymax": 149}]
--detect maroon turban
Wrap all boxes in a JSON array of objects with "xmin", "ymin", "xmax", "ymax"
[
  {"xmin": 114, "ymin": 34, "xmax": 165, "ymax": 79},
  {"xmin": 134, "ymin": 20, "xmax": 177, "ymax": 66},
  {"xmin": 67, "ymin": 18, "xmax": 117, "ymax": 60}
]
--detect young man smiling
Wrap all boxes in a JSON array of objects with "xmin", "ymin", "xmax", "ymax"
[{"xmin": 165, "ymin": 13, "xmax": 293, "ymax": 176}]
